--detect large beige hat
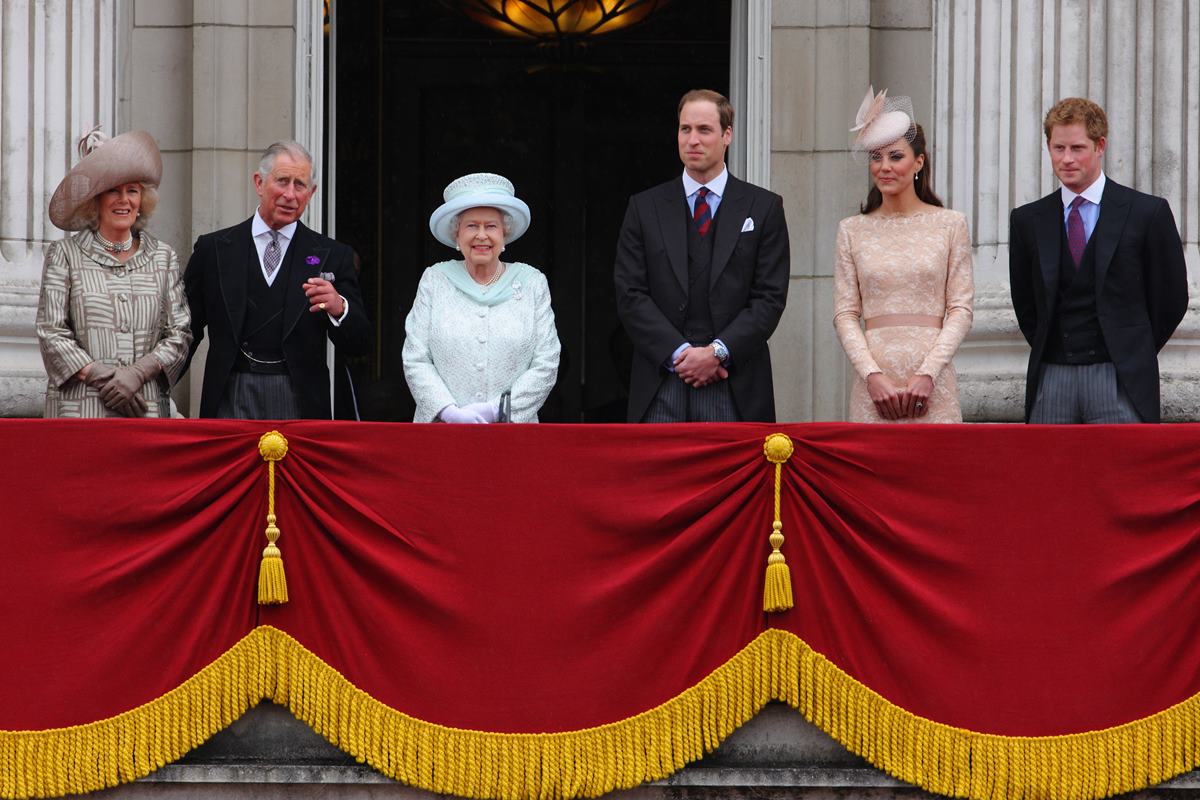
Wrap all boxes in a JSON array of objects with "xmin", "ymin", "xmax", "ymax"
[
  {"xmin": 49, "ymin": 126, "xmax": 163, "ymax": 231},
  {"xmin": 428, "ymin": 173, "xmax": 531, "ymax": 249}
]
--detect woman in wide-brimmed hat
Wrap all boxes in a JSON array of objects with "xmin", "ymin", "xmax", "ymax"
[
  {"xmin": 403, "ymin": 172, "xmax": 560, "ymax": 422},
  {"xmin": 36, "ymin": 126, "xmax": 191, "ymax": 418}
]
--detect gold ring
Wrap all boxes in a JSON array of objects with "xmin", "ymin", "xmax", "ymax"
[{"xmin": 319, "ymin": 302, "xmax": 327, "ymax": 310}]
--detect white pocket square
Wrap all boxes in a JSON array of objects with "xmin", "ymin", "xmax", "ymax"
[{"xmin": 741, "ymin": 217, "xmax": 755, "ymax": 233}]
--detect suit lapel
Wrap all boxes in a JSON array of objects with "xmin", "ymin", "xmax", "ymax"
[
  {"xmin": 216, "ymin": 218, "xmax": 254, "ymax": 338},
  {"xmin": 282, "ymin": 222, "xmax": 324, "ymax": 341},
  {"xmin": 1034, "ymin": 191, "xmax": 1063, "ymax": 305},
  {"xmin": 1090, "ymin": 180, "xmax": 1131, "ymax": 293},
  {"xmin": 709, "ymin": 176, "xmax": 750, "ymax": 286},
  {"xmin": 653, "ymin": 180, "xmax": 689, "ymax": 293}
]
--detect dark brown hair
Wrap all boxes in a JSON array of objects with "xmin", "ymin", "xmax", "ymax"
[
  {"xmin": 859, "ymin": 123, "xmax": 943, "ymax": 214},
  {"xmin": 678, "ymin": 89, "xmax": 734, "ymax": 131},
  {"xmin": 1043, "ymin": 97, "xmax": 1107, "ymax": 144}
]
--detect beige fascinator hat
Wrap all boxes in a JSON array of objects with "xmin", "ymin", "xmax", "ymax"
[
  {"xmin": 850, "ymin": 86, "xmax": 916, "ymax": 153},
  {"xmin": 429, "ymin": 172, "xmax": 531, "ymax": 249},
  {"xmin": 49, "ymin": 126, "xmax": 163, "ymax": 231}
]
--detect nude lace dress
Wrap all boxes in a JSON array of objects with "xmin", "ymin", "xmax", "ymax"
[{"xmin": 833, "ymin": 208, "xmax": 974, "ymax": 423}]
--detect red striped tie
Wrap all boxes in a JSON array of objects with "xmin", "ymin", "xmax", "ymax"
[{"xmin": 693, "ymin": 187, "xmax": 712, "ymax": 237}]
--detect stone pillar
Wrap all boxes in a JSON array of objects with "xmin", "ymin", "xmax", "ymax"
[
  {"xmin": 769, "ymin": 1, "xmax": 933, "ymax": 422},
  {"xmin": 935, "ymin": 0, "xmax": 1200, "ymax": 421},
  {"xmin": 0, "ymin": 0, "xmax": 121, "ymax": 416},
  {"xmin": 106, "ymin": 0, "xmax": 302, "ymax": 416}
]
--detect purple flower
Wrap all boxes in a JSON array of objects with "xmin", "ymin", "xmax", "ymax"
[{"xmin": 305, "ymin": 255, "xmax": 320, "ymax": 266}]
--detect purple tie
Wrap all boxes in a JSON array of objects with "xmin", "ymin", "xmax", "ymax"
[{"xmin": 1067, "ymin": 195, "xmax": 1087, "ymax": 268}]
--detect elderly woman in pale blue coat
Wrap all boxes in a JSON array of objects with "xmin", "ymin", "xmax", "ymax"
[{"xmin": 403, "ymin": 173, "xmax": 560, "ymax": 423}]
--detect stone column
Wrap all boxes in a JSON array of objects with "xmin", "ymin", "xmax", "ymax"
[
  {"xmin": 0, "ymin": 0, "xmax": 121, "ymax": 416},
  {"xmin": 935, "ymin": 0, "xmax": 1200, "ymax": 421}
]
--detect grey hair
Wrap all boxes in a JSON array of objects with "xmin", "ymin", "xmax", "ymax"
[
  {"xmin": 257, "ymin": 140, "xmax": 317, "ymax": 185},
  {"xmin": 449, "ymin": 209, "xmax": 515, "ymax": 239}
]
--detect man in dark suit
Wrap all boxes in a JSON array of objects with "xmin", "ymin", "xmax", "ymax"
[
  {"xmin": 614, "ymin": 89, "xmax": 789, "ymax": 423},
  {"xmin": 1009, "ymin": 98, "xmax": 1188, "ymax": 423},
  {"xmin": 184, "ymin": 141, "xmax": 370, "ymax": 419}
]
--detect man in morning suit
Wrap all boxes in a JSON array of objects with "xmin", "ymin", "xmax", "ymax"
[
  {"xmin": 184, "ymin": 141, "xmax": 370, "ymax": 418},
  {"xmin": 614, "ymin": 89, "xmax": 790, "ymax": 423},
  {"xmin": 1009, "ymin": 98, "xmax": 1188, "ymax": 423}
]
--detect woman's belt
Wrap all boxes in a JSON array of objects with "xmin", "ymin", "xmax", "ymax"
[{"xmin": 864, "ymin": 314, "xmax": 943, "ymax": 330}]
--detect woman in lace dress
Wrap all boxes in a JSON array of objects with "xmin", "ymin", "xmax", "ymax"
[
  {"xmin": 834, "ymin": 88, "xmax": 974, "ymax": 423},
  {"xmin": 403, "ymin": 173, "xmax": 560, "ymax": 423}
]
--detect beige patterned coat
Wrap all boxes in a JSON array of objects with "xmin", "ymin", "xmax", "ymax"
[{"xmin": 36, "ymin": 229, "xmax": 191, "ymax": 418}]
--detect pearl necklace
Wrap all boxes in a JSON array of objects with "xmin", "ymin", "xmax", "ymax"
[
  {"xmin": 96, "ymin": 231, "xmax": 133, "ymax": 253},
  {"xmin": 479, "ymin": 264, "xmax": 505, "ymax": 291}
]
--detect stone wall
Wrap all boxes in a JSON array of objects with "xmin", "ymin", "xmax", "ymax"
[
  {"xmin": 769, "ymin": 1, "xmax": 935, "ymax": 422},
  {"xmin": 129, "ymin": 0, "xmax": 303, "ymax": 416}
]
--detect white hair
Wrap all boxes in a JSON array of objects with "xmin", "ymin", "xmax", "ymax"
[{"xmin": 258, "ymin": 141, "xmax": 317, "ymax": 185}]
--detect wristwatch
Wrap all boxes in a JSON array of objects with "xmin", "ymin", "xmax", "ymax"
[{"xmin": 710, "ymin": 340, "xmax": 729, "ymax": 364}]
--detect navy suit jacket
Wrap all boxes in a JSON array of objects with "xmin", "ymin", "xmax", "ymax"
[
  {"xmin": 1009, "ymin": 179, "xmax": 1188, "ymax": 422},
  {"xmin": 183, "ymin": 217, "xmax": 370, "ymax": 418},
  {"xmin": 613, "ymin": 174, "xmax": 790, "ymax": 422}
]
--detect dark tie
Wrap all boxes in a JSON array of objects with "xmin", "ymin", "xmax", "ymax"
[
  {"xmin": 1067, "ymin": 195, "xmax": 1087, "ymax": 268},
  {"xmin": 264, "ymin": 229, "xmax": 282, "ymax": 278},
  {"xmin": 693, "ymin": 187, "xmax": 712, "ymax": 237}
]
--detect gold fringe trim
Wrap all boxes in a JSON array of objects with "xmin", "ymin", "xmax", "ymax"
[
  {"xmin": 5, "ymin": 627, "xmax": 1200, "ymax": 800},
  {"xmin": 0, "ymin": 628, "xmax": 274, "ymax": 800}
]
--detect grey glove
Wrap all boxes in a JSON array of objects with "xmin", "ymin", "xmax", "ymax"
[
  {"xmin": 83, "ymin": 362, "xmax": 116, "ymax": 390},
  {"xmin": 98, "ymin": 356, "xmax": 161, "ymax": 417}
]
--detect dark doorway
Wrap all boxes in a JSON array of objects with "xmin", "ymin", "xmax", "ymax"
[{"xmin": 333, "ymin": 0, "xmax": 731, "ymax": 421}]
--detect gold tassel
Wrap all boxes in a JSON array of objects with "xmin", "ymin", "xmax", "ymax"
[
  {"xmin": 257, "ymin": 431, "xmax": 289, "ymax": 605},
  {"xmin": 762, "ymin": 433, "xmax": 795, "ymax": 613}
]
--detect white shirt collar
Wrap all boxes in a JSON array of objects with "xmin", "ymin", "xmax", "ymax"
[
  {"xmin": 1061, "ymin": 171, "xmax": 1106, "ymax": 208},
  {"xmin": 682, "ymin": 166, "xmax": 729, "ymax": 199},
  {"xmin": 252, "ymin": 208, "xmax": 298, "ymax": 241}
]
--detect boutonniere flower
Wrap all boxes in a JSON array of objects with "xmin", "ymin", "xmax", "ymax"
[{"xmin": 305, "ymin": 255, "xmax": 321, "ymax": 266}]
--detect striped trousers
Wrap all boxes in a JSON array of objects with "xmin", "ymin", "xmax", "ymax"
[
  {"xmin": 641, "ymin": 374, "xmax": 741, "ymax": 423},
  {"xmin": 1029, "ymin": 363, "xmax": 1141, "ymax": 424}
]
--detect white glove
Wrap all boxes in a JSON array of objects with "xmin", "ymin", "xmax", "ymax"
[
  {"xmin": 438, "ymin": 404, "xmax": 488, "ymax": 424},
  {"xmin": 460, "ymin": 401, "xmax": 499, "ymax": 423}
]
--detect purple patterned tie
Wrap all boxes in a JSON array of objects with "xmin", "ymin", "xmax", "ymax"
[
  {"xmin": 693, "ymin": 187, "xmax": 712, "ymax": 237},
  {"xmin": 1067, "ymin": 195, "xmax": 1087, "ymax": 269}
]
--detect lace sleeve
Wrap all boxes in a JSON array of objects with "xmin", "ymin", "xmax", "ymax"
[
  {"xmin": 916, "ymin": 213, "xmax": 974, "ymax": 379},
  {"xmin": 832, "ymin": 220, "xmax": 883, "ymax": 379}
]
